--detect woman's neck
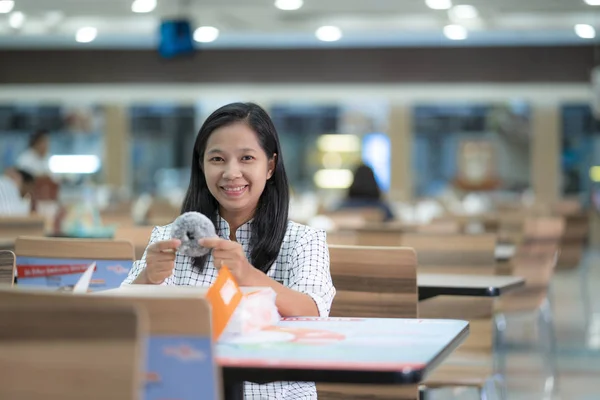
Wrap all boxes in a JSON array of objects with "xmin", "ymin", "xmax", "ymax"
[{"xmin": 219, "ymin": 207, "xmax": 254, "ymax": 241}]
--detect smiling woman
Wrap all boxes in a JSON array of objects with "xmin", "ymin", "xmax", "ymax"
[{"xmin": 122, "ymin": 102, "xmax": 336, "ymax": 400}]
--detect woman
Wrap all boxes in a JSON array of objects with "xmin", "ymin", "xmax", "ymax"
[
  {"xmin": 337, "ymin": 164, "xmax": 394, "ymax": 221},
  {"xmin": 16, "ymin": 130, "xmax": 52, "ymax": 178},
  {"xmin": 123, "ymin": 102, "xmax": 335, "ymax": 399}
]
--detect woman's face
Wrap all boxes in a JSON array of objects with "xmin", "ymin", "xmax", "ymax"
[{"xmin": 203, "ymin": 122, "xmax": 275, "ymax": 219}]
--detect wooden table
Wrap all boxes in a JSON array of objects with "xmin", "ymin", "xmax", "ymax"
[
  {"xmin": 0, "ymin": 238, "xmax": 14, "ymax": 251},
  {"xmin": 217, "ymin": 317, "xmax": 469, "ymax": 400},
  {"xmin": 418, "ymin": 273, "xmax": 525, "ymax": 301}
]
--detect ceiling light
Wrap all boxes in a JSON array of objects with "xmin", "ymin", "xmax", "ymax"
[
  {"xmin": 584, "ymin": 0, "xmax": 600, "ymax": 5},
  {"xmin": 317, "ymin": 134, "xmax": 360, "ymax": 152},
  {"xmin": 193, "ymin": 26, "xmax": 219, "ymax": 43},
  {"xmin": 0, "ymin": 0, "xmax": 14, "ymax": 14},
  {"xmin": 426, "ymin": 0, "xmax": 452, "ymax": 10},
  {"xmin": 314, "ymin": 169, "xmax": 354, "ymax": 189},
  {"xmin": 575, "ymin": 24, "xmax": 596, "ymax": 39},
  {"xmin": 444, "ymin": 24, "xmax": 468, "ymax": 40},
  {"xmin": 45, "ymin": 11, "xmax": 65, "ymax": 26},
  {"xmin": 275, "ymin": 0, "xmax": 303, "ymax": 10},
  {"xmin": 131, "ymin": 0, "xmax": 157, "ymax": 13},
  {"xmin": 450, "ymin": 4, "xmax": 478, "ymax": 19},
  {"xmin": 9, "ymin": 11, "xmax": 25, "ymax": 29},
  {"xmin": 316, "ymin": 26, "xmax": 342, "ymax": 42},
  {"xmin": 590, "ymin": 166, "xmax": 600, "ymax": 182},
  {"xmin": 49, "ymin": 155, "xmax": 101, "ymax": 174},
  {"xmin": 76, "ymin": 27, "xmax": 98, "ymax": 43}
]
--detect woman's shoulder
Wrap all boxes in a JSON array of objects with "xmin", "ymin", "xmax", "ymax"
[{"xmin": 285, "ymin": 220, "xmax": 327, "ymax": 247}]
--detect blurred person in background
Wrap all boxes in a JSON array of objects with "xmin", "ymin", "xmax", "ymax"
[
  {"xmin": 16, "ymin": 129, "xmax": 53, "ymax": 178},
  {"xmin": 337, "ymin": 163, "xmax": 395, "ymax": 221},
  {"xmin": 0, "ymin": 168, "xmax": 35, "ymax": 216}
]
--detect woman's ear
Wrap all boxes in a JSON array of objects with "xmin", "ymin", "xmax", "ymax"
[{"xmin": 267, "ymin": 153, "xmax": 277, "ymax": 180}]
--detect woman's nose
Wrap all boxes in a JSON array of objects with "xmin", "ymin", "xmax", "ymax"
[{"xmin": 223, "ymin": 162, "xmax": 242, "ymax": 179}]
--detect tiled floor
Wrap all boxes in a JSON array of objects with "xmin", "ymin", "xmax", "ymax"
[{"xmin": 429, "ymin": 250, "xmax": 600, "ymax": 400}]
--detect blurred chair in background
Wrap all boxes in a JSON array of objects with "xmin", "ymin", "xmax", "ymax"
[
  {"xmin": 0, "ymin": 250, "xmax": 15, "ymax": 286},
  {"xmin": 115, "ymin": 225, "xmax": 154, "ymax": 260}
]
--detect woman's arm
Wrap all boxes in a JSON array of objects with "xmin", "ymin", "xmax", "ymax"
[
  {"xmin": 276, "ymin": 228, "xmax": 336, "ymax": 318},
  {"xmin": 201, "ymin": 229, "xmax": 336, "ymax": 318},
  {"xmin": 244, "ymin": 269, "xmax": 320, "ymax": 317}
]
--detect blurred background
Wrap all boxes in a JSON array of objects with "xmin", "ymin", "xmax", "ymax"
[{"xmin": 0, "ymin": 0, "xmax": 598, "ymax": 232}]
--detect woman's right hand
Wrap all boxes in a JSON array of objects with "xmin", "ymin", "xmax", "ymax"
[{"xmin": 138, "ymin": 239, "xmax": 181, "ymax": 284}]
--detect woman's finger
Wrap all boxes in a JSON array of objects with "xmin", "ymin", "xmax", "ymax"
[
  {"xmin": 149, "ymin": 239, "xmax": 181, "ymax": 253},
  {"xmin": 149, "ymin": 253, "xmax": 176, "ymax": 262}
]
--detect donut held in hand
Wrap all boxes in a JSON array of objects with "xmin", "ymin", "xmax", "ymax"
[{"xmin": 171, "ymin": 212, "xmax": 217, "ymax": 257}]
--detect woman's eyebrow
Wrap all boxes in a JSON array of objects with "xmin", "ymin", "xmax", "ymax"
[{"xmin": 206, "ymin": 147, "xmax": 257, "ymax": 155}]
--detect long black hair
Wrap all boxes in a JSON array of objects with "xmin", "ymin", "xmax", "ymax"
[
  {"xmin": 181, "ymin": 102, "xmax": 290, "ymax": 274},
  {"xmin": 347, "ymin": 164, "xmax": 381, "ymax": 200}
]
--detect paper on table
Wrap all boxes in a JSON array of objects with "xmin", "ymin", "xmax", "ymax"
[{"xmin": 72, "ymin": 262, "xmax": 96, "ymax": 294}]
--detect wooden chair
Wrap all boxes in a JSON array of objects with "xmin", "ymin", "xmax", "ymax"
[
  {"xmin": 400, "ymin": 233, "xmax": 497, "ymax": 275},
  {"xmin": 114, "ymin": 225, "xmax": 154, "ymax": 260},
  {"xmin": 0, "ymin": 250, "xmax": 15, "ymax": 286},
  {"xmin": 0, "ymin": 285, "xmax": 220, "ymax": 400},
  {"xmin": 400, "ymin": 233, "xmax": 502, "ymax": 399},
  {"xmin": 0, "ymin": 216, "xmax": 46, "ymax": 249},
  {"xmin": 324, "ymin": 208, "xmax": 386, "ymax": 230},
  {"xmin": 416, "ymin": 220, "xmax": 460, "ymax": 234},
  {"xmin": 0, "ymin": 298, "xmax": 146, "ymax": 400},
  {"xmin": 494, "ymin": 216, "xmax": 565, "ymax": 394},
  {"xmin": 14, "ymin": 237, "xmax": 135, "ymax": 291},
  {"xmin": 556, "ymin": 210, "xmax": 589, "ymax": 269},
  {"xmin": 146, "ymin": 199, "xmax": 180, "ymax": 226},
  {"xmin": 327, "ymin": 223, "xmax": 407, "ymax": 247},
  {"xmin": 317, "ymin": 244, "xmax": 419, "ymax": 400}
]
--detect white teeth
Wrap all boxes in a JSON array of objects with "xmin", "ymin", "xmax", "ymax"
[{"xmin": 223, "ymin": 186, "xmax": 246, "ymax": 192}]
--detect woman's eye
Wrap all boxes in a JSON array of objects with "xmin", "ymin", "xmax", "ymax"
[
  {"xmin": 241, "ymin": 155, "xmax": 255, "ymax": 161},
  {"xmin": 209, "ymin": 157, "xmax": 224, "ymax": 162}
]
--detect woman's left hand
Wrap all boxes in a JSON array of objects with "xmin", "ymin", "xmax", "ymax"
[{"xmin": 199, "ymin": 238, "xmax": 256, "ymax": 285}]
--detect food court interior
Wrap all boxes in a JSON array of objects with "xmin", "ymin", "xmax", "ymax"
[{"xmin": 1, "ymin": 0, "xmax": 600, "ymax": 399}]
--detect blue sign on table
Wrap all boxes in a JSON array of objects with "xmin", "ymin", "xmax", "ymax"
[
  {"xmin": 145, "ymin": 336, "xmax": 218, "ymax": 400},
  {"xmin": 16, "ymin": 257, "xmax": 132, "ymax": 291}
]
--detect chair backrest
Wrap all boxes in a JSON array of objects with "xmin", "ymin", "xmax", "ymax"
[
  {"xmin": 0, "ymin": 216, "xmax": 46, "ymax": 239},
  {"xmin": 404, "ymin": 233, "xmax": 497, "ymax": 354},
  {"xmin": 522, "ymin": 216, "xmax": 565, "ymax": 243},
  {"xmin": 15, "ymin": 237, "xmax": 135, "ymax": 291},
  {"xmin": 415, "ymin": 220, "xmax": 460, "ymax": 234},
  {"xmin": 0, "ymin": 287, "xmax": 220, "ymax": 400},
  {"xmin": 327, "ymin": 222, "xmax": 408, "ymax": 247},
  {"xmin": 512, "ymin": 216, "xmax": 564, "ymax": 289},
  {"xmin": 318, "ymin": 245, "xmax": 419, "ymax": 399},
  {"xmin": 399, "ymin": 233, "xmax": 497, "ymax": 275},
  {"xmin": 146, "ymin": 199, "xmax": 180, "ymax": 226},
  {"xmin": 0, "ymin": 250, "xmax": 15, "ymax": 286},
  {"xmin": 114, "ymin": 225, "xmax": 154, "ymax": 260},
  {"xmin": 328, "ymin": 245, "xmax": 418, "ymax": 318},
  {"xmin": 325, "ymin": 208, "xmax": 386, "ymax": 230},
  {"xmin": 0, "ymin": 299, "xmax": 145, "ymax": 400}
]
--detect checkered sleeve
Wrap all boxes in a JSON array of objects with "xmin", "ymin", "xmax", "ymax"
[
  {"xmin": 121, "ymin": 225, "xmax": 175, "ymax": 285},
  {"xmin": 288, "ymin": 227, "xmax": 336, "ymax": 317}
]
